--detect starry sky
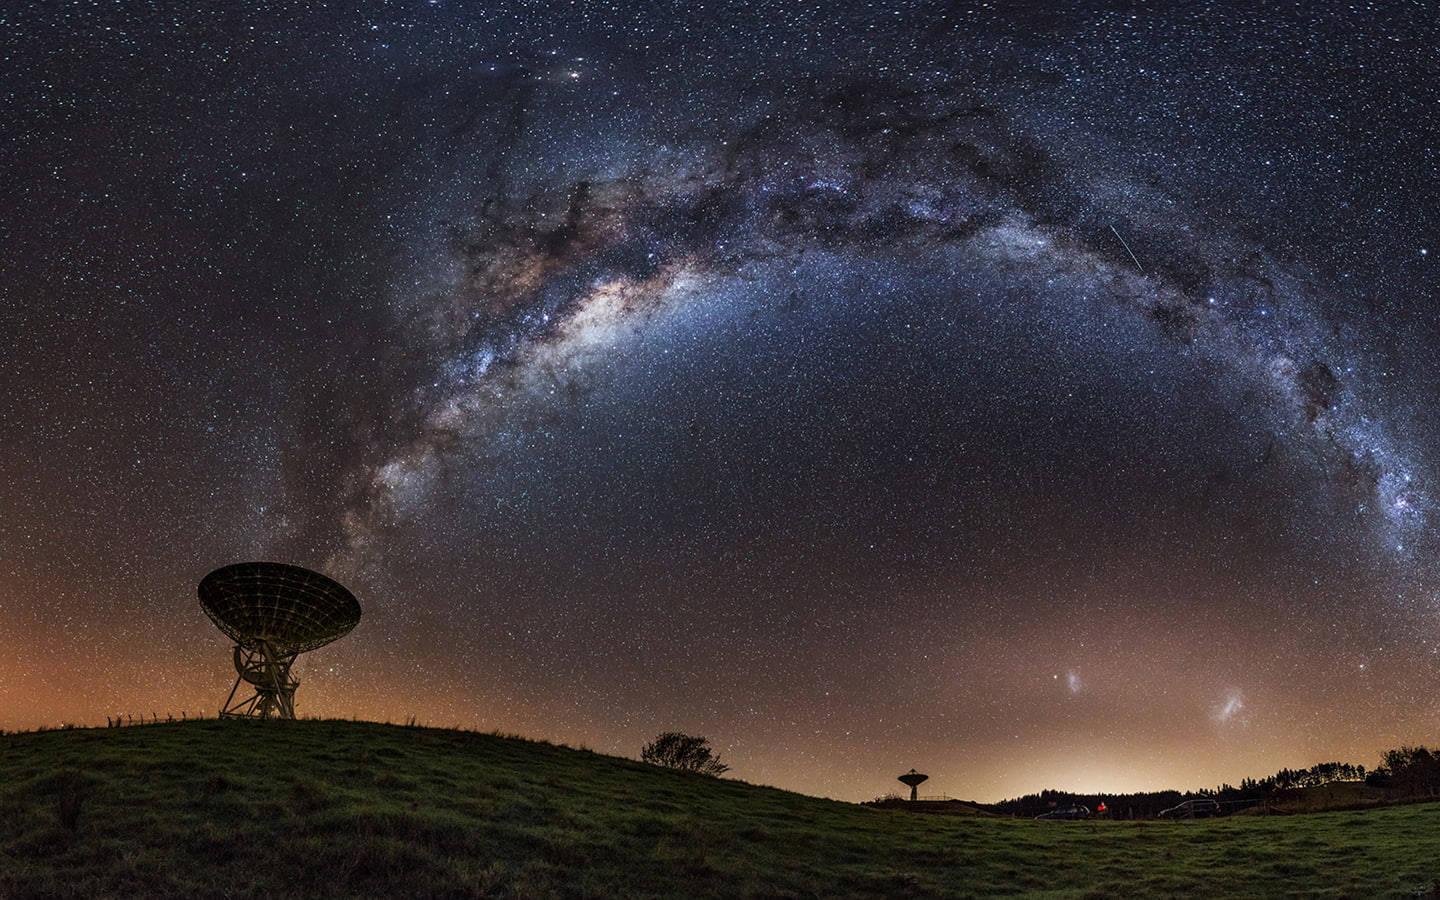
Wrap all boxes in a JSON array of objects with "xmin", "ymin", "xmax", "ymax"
[{"xmin": 3, "ymin": 1, "xmax": 1439, "ymax": 803}]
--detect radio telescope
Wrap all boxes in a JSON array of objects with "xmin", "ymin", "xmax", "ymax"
[
  {"xmin": 199, "ymin": 562, "xmax": 361, "ymax": 719},
  {"xmin": 898, "ymin": 769, "xmax": 929, "ymax": 801}
]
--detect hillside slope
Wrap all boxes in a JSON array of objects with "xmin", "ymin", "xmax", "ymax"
[{"xmin": 2, "ymin": 719, "xmax": 1438, "ymax": 898}]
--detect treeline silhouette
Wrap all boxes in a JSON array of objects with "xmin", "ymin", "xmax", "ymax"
[
  {"xmin": 1366, "ymin": 746, "xmax": 1440, "ymax": 796},
  {"xmin": 988, "ymin": 751, "xmax": 1438, "ymax": 818},
  {"xmin": 1257, "ymin": 761, "xmax": 1365, "ymax": 791}
]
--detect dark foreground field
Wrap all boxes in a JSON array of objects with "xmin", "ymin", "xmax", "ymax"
[{"xmin": 2, "ymin": 720, "xmax": 1438, "ymax": 898}]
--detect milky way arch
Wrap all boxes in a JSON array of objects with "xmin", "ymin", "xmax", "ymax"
[{"xmin": 328, "ymin": 79, "xmax": 1430, "ymax": 586}]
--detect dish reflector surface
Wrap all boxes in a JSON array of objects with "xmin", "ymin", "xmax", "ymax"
[{"xmin": 199, "ymin": 562, "xmax": 361, "ymax": 655}]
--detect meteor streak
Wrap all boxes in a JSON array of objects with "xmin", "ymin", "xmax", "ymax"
[{"xmin": 1111, "ymin": 224, "xmax": 1144, "ymax": 273}]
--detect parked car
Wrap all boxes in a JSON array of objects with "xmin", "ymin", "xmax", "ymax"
[
  {"xmin": 1034, "ymin": 805, "xmax": 1090, "ymax": 821},
  {"xmin": 1157, "ymin": 799, "xmax": 1222, "ymax": 819}
]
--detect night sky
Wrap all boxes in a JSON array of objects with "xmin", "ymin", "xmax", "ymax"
[{"xmin": 3, "ymin": 2, "xmax": 1439, "ymax": 803}]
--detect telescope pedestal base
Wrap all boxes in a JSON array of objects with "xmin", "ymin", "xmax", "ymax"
[{"xmin": 221, "ymin": 643, "xmax": 299, "ymax": 720}]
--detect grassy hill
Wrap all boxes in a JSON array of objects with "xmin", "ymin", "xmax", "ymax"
[
  {"xmin": 3, "ymin": 719, "xmax": 1439, "ymax": 898},
  {"xmin": 1257, "ymin": 781, "xmax": 1400, "ymax": 814}
]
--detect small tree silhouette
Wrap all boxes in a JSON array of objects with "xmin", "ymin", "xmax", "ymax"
[{"xmin": 641, "ymin": 732, "xmax": 729, "ymax": 776}]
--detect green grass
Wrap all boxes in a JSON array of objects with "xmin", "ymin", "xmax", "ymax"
[
  {"xmin": 2, "ymin": 719, "xmax": 1438, "ymax": 898},
  {"xmin": 1256, "ymin": 780, "xmax": 1399, "ymax": 814}
]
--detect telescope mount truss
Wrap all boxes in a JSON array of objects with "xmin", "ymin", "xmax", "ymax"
[{"xmin": 221, "ymin": 640, "xmax": 299, "ymax": 719}]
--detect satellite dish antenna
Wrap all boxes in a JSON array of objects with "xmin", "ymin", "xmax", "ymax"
[
  {"xmin": 199, "ymin": 562, "xmax": 361, "ymax": 719},
  {"xmin": 898, "ymin": 768, "xmax": 929, "ymax": 801}
]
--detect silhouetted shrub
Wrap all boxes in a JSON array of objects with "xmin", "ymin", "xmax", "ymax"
[{"xmin": 641, "ymin": 732, "xmax": 729, "ymax": 777}]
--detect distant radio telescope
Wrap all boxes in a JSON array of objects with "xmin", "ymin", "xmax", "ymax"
[
  {"xmin": 898, "ymin": 769, "xmax": 929, "ymax": 801},
  {"xmin": 199, "ymin": 562, "xmax": 361, "ymax": 719}
]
